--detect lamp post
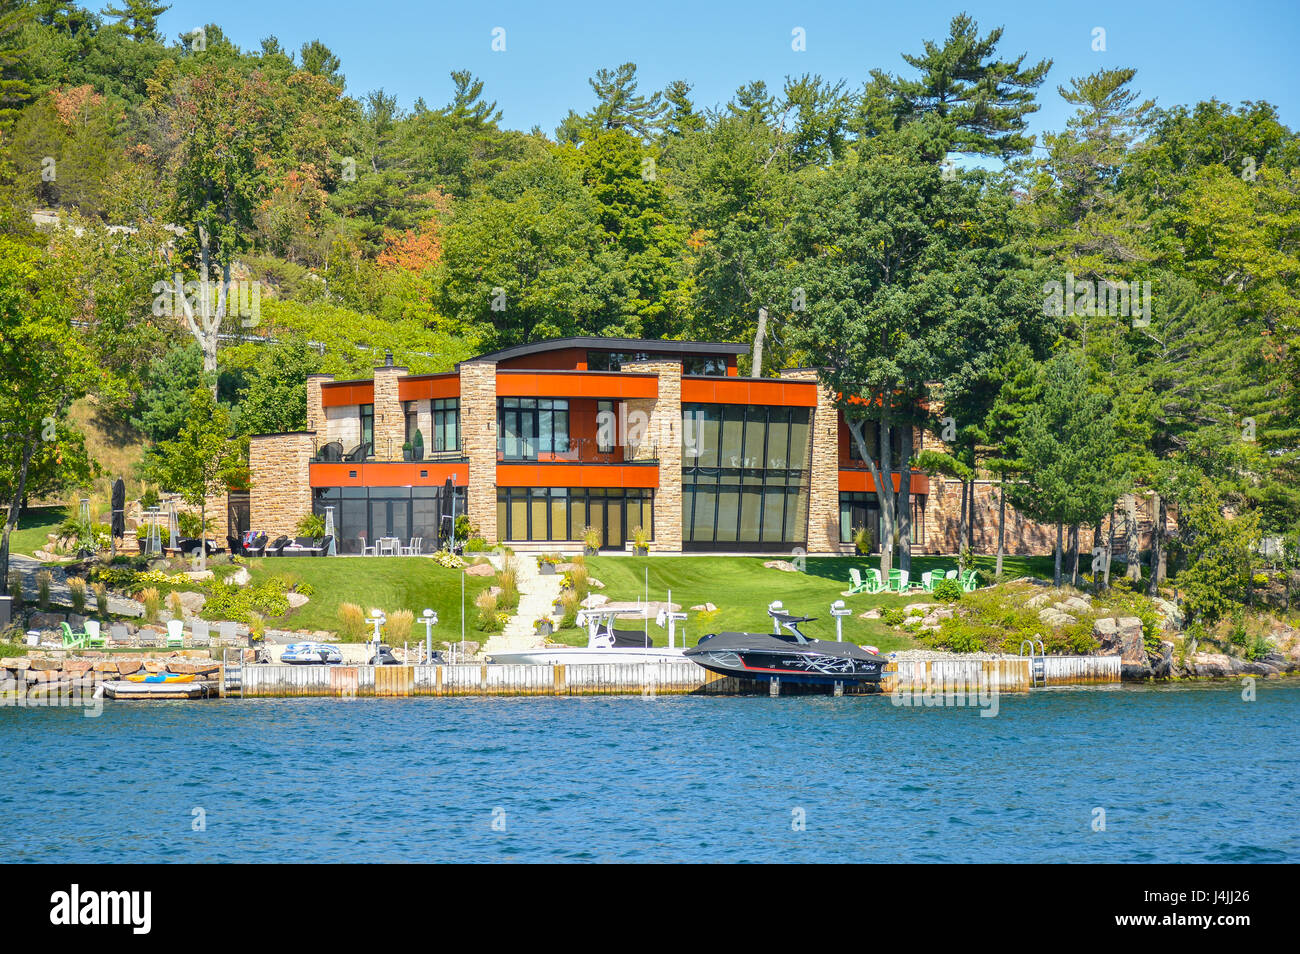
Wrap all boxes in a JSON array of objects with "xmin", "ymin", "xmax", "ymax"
[
  {"xmin": 421, "ymin": 608, "xmax": 438, "ymax": 663},
  {"xmin": 830, "ymin": 599, "xmax": 851, "ymax": 642},
  {"xmin": 365, "ymin": 612, "xmax": 386, "ymax": 664}
]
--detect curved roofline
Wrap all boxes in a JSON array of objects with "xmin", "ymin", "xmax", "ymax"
[{"xmin": 458, "ymin": 336, "xmax": 748, "ymax": 367}]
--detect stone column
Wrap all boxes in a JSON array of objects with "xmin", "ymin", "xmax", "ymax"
[
  {"xmin": 372, "ymin": 365, "xmax": 407, "ymax": 460},
  {"xmin": 306, "ymin": 373, "xmax": 334, "ymax": 438},
  {"xmin": 459, "ymin": 361, "xmax": 497, "ymax": 543},
  {"xmin": 781, "ymin": 368, "xmax": 839, "ymax": 554},
  {"xmin": 623, "ymin": 360, "xmax": 682, "ymax": 552},
  {"xmin": 249, "ymin": 433, "xmax": 316, "ymax": 538}
]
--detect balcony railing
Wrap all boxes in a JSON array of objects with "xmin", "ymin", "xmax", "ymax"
[
  {"xmin": 497, "ymin": 437, "xmax": 658, "ymax": 464},
  {"xmin": 312, "ymin": 436, "xmax": 466, "ymax": 463}
]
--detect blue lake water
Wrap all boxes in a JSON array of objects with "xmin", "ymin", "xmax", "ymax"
[{"xmin": 2, "ymin": 682, "xmax": 1297, "ymax": 863}]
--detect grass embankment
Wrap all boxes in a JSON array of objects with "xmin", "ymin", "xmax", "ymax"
[
  {"xmin": 242, "ymin": 556, "xmax": 496, "ymax": 639},
  {"xmin": 5, "ymin": 506, "xmax": 68, "ymax": 558}
]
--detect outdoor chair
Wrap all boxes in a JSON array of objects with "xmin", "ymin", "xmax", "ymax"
[
  {"xmin": 109, "ymin": 623, "xmax": 129, "ymax": 647},
  {"xmin": 401, "ymin": 536, "xmax": 421, "ymax": 556},
  {"xmin": 848, "ymin": 567, "xmax": 869, "ymax": 594},
  {"xmin": 282, "ymin": 536, "xmax": 325, "ymax": 557},
  {"xmin": 317, "ymin": 441, "xmax": 344, "ymax": 462},
  {"xmin": 914, "ymin": 571, "xmax": 936, "ymax": 593},
  {"xmin": 166, "ymin": 619, "xmax": 185, "ymax": 649},
  {"xmin": 138, "ymin": 631, "xmax": 161, "ymax": 649},
  {"xmin": 84, "ymin": 619, "xmax": 107, "ymax": 649},
  {"xmin": 887, "ymin": 569, "xmax": 910, "ymax": 593},
  {"xmin": 359, "ymin": 535, "xmax": 377, "ymax": 556},
  {"xmin": 60, "ymin": 621, "xmax": 87, "ymax": 649},
  {"xmin": 344, "ymin": 441, "xmax": 372, "ymax": 463},
  {"xmin": 191, "ymin": 620, "xmax": 210, "ymax": 644},
  {"xmin": 945, "ymin": 570, "xmax": 959, "ymax": 580},
  {"xmin": 219, "ymin": 622, "xmax": 237, "ymax": 646},
  {"xmin": 959, "ymin": 569, "xmax": 979, "ymax": 592},
  {"xmin": 264, "ymin": 535, "xmax": 290, "ymax": 557}
]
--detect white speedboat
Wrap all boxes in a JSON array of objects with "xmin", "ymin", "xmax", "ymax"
[
  {"xmin": 280, "ymin": 641, "xmax": 343, "ymax": 665},
  {"xmin": 488, "ymin": 606, "xmax": 689, "ymax": 666}
]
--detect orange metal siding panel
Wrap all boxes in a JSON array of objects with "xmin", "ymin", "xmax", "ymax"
[
  {"xmin": 837, "ymin": 470, "xmax": 929, "ymax": 494},
  {"xmin": 321, "ymin": 382, "xmax": 375, "ymax": 408},
  {"xmin": 310, "ymin": 462, "xmax": 469, "ymax": 487},
  {"xmin": 495, "ymin": 463, "xmax": 659, "ymax": 489},
  {"xmin": 680, "ymin": 377, "xmax": 817, "ymax": 407},
  {"xmin": 398, "ymin": 374, "xmax": 460, "ymax": 401},
  {"xmin": 496, "ymin": 371, "xmax": 657, "ymax": 399}
]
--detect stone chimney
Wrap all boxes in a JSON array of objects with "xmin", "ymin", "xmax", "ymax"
[
  {"xmin": 372, "ymin": 362, "xmax": 407, "ymax": 460},
  {"xmin": 306, "ymin": 373, "xmax": 334, "ymax": 436}
]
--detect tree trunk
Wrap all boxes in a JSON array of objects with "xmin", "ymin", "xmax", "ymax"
[
  {"xmin": 995, "ymin": 475, "xmax": 1006, "ymax": 579},
  {"xmin": 957, "ymin": 478, "xmax": 968, "ymax": 572},
  {"xmin": 198, "ymin": 503, "xmax": 207, "ymax": 571},
  {"xmin": 847, "ymin": 415, "xmax": 894, "ymax": 580},
  {"xmin": 1148, "ymin": 493, "xmax": 1164, "ymax": 597},
  {"xmin": 1054, "ymin": 522, "xmax": 1063, "ymax": 587},
  {"xmin": 966, "ymin": 478, "xmax": 976, "ymax": 554},
  {"xmin": 0, "ymin": 435, "xmax": 38, "ymax": 597},
  {"xmin": 750, "ymin": 307, "xmax": 767, "ymax": 379},
  {"xmin": 1068, "ymin": 524, "xmax": 1079, "ymax": 587},
  {"xmin": 897, "ymin": 422, "xmax": 912, "ymax": 573},
  {"xmin": 1124, "ymin": 494, "xmax": 1141, "ymax": 582}
]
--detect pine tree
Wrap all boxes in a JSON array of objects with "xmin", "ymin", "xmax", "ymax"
[
  {"xmin": 0, "ymin": 0, "xmax": 32, "ymax": 127},
  {"xmin": 871, "ymin": 13, "xmax": 1051, "ymax": 159},
  {"xmin": 101, "ymin": 0, "xmax": 169, "ymax": 43}
]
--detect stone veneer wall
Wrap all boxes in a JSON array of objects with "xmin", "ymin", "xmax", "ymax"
[
  {"xmin": 372, "ymin": 365, "xmax": 407, "ymax": 460},
  {"xmin": 459, "ymin": 362, "xmax": 497, "ymax": 543},
  {"xmin": 249, "ymin": 433, "xmax": 316, "ymax": 538},
  {"xmin": 623, "ymin": 359, "xmax": 682, "ymax": 551},
  {"xmin": 779, "ymin": 369, "xmax": 839, "ymax": 554},
  {"xmin": 306, "ymin": 374, "xmax": 332, "ymax": 436}
]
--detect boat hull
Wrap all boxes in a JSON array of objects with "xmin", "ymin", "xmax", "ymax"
[
  {"xmin": 487, "ymin": 647, "xmax": 687, "ymax": 666},
  {"xmin": 685, "ymin": 633, "xmax": 887, "ymax": 686}
]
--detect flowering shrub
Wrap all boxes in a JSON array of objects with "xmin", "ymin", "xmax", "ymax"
[{"xmin": 432, "ymin": 550, "xmax": 467, "ymax": 569}]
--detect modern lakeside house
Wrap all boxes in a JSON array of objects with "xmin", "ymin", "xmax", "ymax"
[{"xmin": 230, "ymin": 336, "xmax": 1110, "ymax": 555}]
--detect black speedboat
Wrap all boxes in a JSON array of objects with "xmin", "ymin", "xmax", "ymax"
[{"xmin": 685, "ymin": 602, "xmax": 888, "ymax": 687}]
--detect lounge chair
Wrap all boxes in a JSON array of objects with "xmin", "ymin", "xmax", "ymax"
[
  {"xmin": 317, "ymin": 441, "xmax": 344, "ymax": 462},
  {"xmin": 84, "ymin": 619, "xmax": 107, "ymax": 649},
  {"xmin": 264, "ymin": 535, "xmax": 290, "ymax": 557},
  {"xmin": 282, "ymin": 536, "xmax": 325, "ymax": 557},
  {"xmin": 344, "ymin": 441, "xmax": 372, "ymax": 463},
  {"xmin": 166, "ymin": 619, "xmax": 185, "ymax": 649},
  {"xmin": 109, "ymin": 623, "xmax": 129, "ymax": 647},
  {"xmin": 60, "ymin": 621, "xmax": 87, "ymax": 649},
  {"xmin": 244, "ymin": 531, "xmax": 269, "ymax": 557}
]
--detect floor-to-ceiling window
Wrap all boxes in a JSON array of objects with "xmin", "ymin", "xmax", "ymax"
[
  {"xmin": 681, "ymin": 404, "xmax": 811, "ymax": 551},
  {"xmin": 313, "ymin": 485, "xmax": 467, "ymax": 554},
  {"xmin": 838, "ymin": 492, "xmax": 927, "ymax": 548},
  {"xmin": 495, "ymin": 487, "xmax": 652, "ymax": 545},
  {"xmin": 432, "ymin": 399, "xmax": 459, "ymax": 452},
  {"xmin": 498, "ymin": 398, "xmax": 569, "ymax": 460}
]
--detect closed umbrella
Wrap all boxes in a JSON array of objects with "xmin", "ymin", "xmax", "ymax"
[{"xmin": 110, "ymin": 478, "xmax": 125, "ymax": 558}]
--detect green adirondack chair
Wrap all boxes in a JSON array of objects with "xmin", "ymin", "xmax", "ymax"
[
  {"xmin": 917, "ymin": 570, "xmax": 937, "ymax": 593},
  {"xmin": 887, "ymin": 569, "xmax": 910, "ymax": 593},
  {"xmin": 848, "ymin": 568, "xmax": 869, "ymax": 594},
  {"xmin": 60, "ymin": 621, "xmax": 87, "ymax": 649},
  {"xmin": 959, "ymin": 569, "xmax": 979, "ymax": 592},
  {"xmin": 849, "ymin": 568, "xmax": 886, "ymax": 594},
  {"xmin": 84, "ymin": 619, "xmax": 107, "ymax": 649}
]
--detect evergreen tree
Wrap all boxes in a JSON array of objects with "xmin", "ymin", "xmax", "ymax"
[{"xmin": 101, "ymin": 0, "xmax": 168, "ymax": 43}]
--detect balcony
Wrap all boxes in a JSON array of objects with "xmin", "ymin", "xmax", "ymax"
[{"xmin": 313, "ymin": 436, "xmax": 467, "ymax": 464}]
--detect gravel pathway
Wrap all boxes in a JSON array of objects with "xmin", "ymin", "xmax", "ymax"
[{"xmin": 7, "ymin": 554, "xmax": 143, "ymax": 618}]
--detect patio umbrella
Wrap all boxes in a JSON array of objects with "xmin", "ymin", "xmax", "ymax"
[
  {"xmin": 167, "ymin": 500, "xmax": 179, "ymax": 552},
  {"xmin": 439, "ymin": 476, "xmax": 457, "ymax": 546},
  {"xmin": 110, "ymin": 479, "xmax": 125, "ymax": 539}
]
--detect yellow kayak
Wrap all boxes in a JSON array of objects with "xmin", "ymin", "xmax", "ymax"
[{"xmin": 125, "ymin": 673, "xmax": 196, "ymax": 684}]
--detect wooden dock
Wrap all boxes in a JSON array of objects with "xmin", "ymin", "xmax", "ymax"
[{"xmin": 230, "ymin": 655, "xmax": 1120, "ymax": 699}]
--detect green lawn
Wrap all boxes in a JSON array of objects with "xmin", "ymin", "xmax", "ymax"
[
  {"xmin": 243, "ymin": 556, "xmax": 497, "ymax": 639},
  {"xmin": 5, "ymin": 506, "xmax": 69, "ymax": 558}
]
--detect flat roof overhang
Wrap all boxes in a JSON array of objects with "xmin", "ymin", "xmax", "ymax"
[
  {"xmin": 496, "ymin": 370, "xmax": 658, "ymax": 399},
  {"xmin": 681, "ymin": 376, "xmax": 819, "ymax": 407},
  {"xmin": 461, "ymin": 336, "xmax": 748, "ymax": 368},
  {"xmin": 839, "ymin": 470, "xmax": 930, "ymax": 495}
]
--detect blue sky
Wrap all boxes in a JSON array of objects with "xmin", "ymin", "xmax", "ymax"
[{"xmin": 156, "ymin": 0, "xmax": 1299, "ymax": 141}]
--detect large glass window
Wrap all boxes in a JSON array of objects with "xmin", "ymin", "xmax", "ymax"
[
  {"xmin": 586, "ymin": 351, "xmax": 727, "ymax": 375},
  {"xmin": 681, "ymin": 404, "xmax": 812, "ymax": 551},
  {"xmin": 496, "ymin": 487, "xmax": 652, "ymax": 544},
  {"xmin": 498, "ymin": 398, "xmax": 569, "ymax": 460},
  {"xmin": 838, "ymin": 491, "xmax": 926, "ymax": 546},
  {"xmin": 432, "ymin": 399, "xmax": 459, "ymax": 452},
  {"xmin": 359, "ymin": 404, "xmax": 374, "ymax": 451},
  {"xmin": 314, "ymin": 484, "xmax": 466, "ymax": 554}
]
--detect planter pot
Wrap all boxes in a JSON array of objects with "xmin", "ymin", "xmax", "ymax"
[
  {"xmin": 633, "ymin": 545, "xmax": 649, "ymax": 556},
  {"xmin": 402, "ymin": 447, "xmax": 413, "ymax": 461},
  {"xmin": 584, "ymin": 546, "xmax": 599, "ymax": 556},
  {"xmin": 536, "ymin": 623, "xmax": 553, "ymax": 637},
  {"xmin": 539, "ymin": 563, "xmax": 557, "ymax": 575}
]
